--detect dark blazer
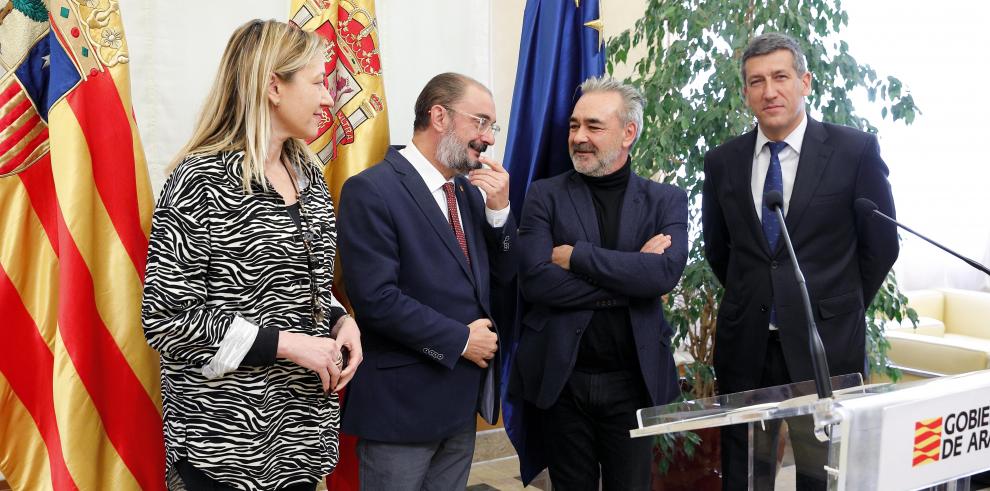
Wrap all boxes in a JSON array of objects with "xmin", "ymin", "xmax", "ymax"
[
  {"xmin": 512, "ymin": 168, "xmax": 688, "ymax": 409},
  {"xmin": 337, "ymin": 146, "xmax": 516, "ymax": 443},
  {"xmin": 702, "ymin": 117, "xmax": 899, "ymax": 394}
]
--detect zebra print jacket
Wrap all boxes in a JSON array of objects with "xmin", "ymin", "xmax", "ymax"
[{"xmin": 142, "ymin": 151, "xmax": 343, "ymax": 489}]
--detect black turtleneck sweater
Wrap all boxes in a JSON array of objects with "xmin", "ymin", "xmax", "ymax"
[{"xmin": 574, "ymin": 162, "xmax": 639, "ymax": 373}]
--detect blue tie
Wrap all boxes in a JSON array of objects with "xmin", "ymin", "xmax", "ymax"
[
  {"xmin": 762, "ymin": 141, "xmax": 787, "ymax": 326},
  {"xmin": 762, "ymin": 141, "xmax": 787, "ymax": 251}
]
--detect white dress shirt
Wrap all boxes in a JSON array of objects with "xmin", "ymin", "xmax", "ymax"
[
  {"xmin": 751, "ymin": 112, "xmax": 808, "ymax": 220},
  {"xmin": 400, "ymin": 142, "xmax": 510, "ymax": 228}
]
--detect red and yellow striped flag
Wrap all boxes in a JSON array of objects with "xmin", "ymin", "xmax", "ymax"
[
  {"xmin": 290, "ymin": 1, "xmax": 390, "ymax": 489},
  {"xmin": 913, "ymin": 417, "xmax": 943, "ymax": 467},
  {"xmin": 0, "ymin": 2, "xmax": 164, "ymax": 489}
]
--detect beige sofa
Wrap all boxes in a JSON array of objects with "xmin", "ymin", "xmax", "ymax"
[{"xmin": 884, "ymin": 288, "xmax": 990, "ymax": 381}]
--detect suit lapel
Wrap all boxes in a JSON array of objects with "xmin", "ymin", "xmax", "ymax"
[
  {"xmin": 728, "ymin": 129, "xmax": 772, "ymax": 256},
  {"xmin": 616, "ymin": 174, "xmax": 646, "ymax": 252},
  {"xmin": 566, "ymin": 173, "xmax": 601, "ymax": 245},
  {"xmin": 784, "ymin": 118, "xmax": 833, "ymax": 237},
  {"xmin": 390, "ymin": 151, "xmax": 475, "ymax": 282}
]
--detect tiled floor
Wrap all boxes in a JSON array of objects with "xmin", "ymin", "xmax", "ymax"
[
  {"xmin": 307, "ymin": 457, "xmax": 544, "ymax": 491},
  {"xmin": 467, "ymin": 456, "xmax": 549, "ymax": 491}
]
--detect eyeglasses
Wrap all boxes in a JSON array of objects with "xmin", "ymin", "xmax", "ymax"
[
  {"xmin": 284, "ymin": 162, "xmax": 326, "ymax": 329},
  {"xmin": 444, "ymin": 106, "xmax": 501, "ymax": 137}
]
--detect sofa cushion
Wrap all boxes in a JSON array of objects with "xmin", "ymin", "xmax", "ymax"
[
  {"xmin": 886, "ymin": 316, "xmax": 945, "ymax": 337},
  {"xmin": 886, "ymin": 331, "xmax": 990, "ymax": 375},
  {"xmin": 941, "ymin": 334, "xmax": 990, "ymax": 353},
  {"xmin": 904, "ymin": 289, "xmax": 945, "ymax": 321},
  {"xmin": 942, "ymin": 288, "xmax": 990, "ymax": 338}
]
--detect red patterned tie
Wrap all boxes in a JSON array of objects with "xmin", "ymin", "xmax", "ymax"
[{"xmin": 442, "ymin": 182, "xmax": 470, "ymax": 265}]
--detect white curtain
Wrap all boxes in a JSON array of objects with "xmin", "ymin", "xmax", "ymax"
[{"xmin": 119, "ymin": 0, "xmax": 289, "ymax": 192}]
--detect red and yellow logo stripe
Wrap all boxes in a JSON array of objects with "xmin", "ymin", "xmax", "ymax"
[{"xmin": 913, "ymin": 417, "xmax": 943, "ymax": 467}]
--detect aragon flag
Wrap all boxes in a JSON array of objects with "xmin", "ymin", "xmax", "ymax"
[
  {"xmin": 0, "ymin": 1, "xmax": 165, "ymax": 490},
  {"xmin": 289, "ymin": 1, "xmax": 390, "ymax": 490}
]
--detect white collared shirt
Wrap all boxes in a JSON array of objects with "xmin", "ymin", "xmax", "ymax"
[
  {"xmin": 751, "ymin": 112, "xmax": 808, "ymax": 220},
  {"xmin": 399, "ymin": 142, "xmax": 509, "ymax": 228}
]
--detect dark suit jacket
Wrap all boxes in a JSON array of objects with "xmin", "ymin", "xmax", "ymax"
[
  {"xmin": 337, "ymin": 146, "xmax": 516, "ymax": 443},
  {"xmin": 512, "ymin": 168, "xmax": 688, "ymax": 409},
  {"xmin": 702, "ymin": 117, "xmax": 899, "ymax": 394}
]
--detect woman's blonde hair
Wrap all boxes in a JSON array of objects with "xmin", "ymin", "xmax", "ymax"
[{"xmin": 170, "ymin": 19, "xmax": 326, "ymax": 192}]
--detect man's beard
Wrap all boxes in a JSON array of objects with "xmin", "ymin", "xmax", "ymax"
[
  {"xmin": 570, "ymin": 142, "xmax": 620, "ymax": 177},
  {"xmin": 437, "ymin": 126, "xmax": 488, "ymax": 174}
]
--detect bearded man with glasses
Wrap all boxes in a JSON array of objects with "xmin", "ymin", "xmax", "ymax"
[{"xmin": 337, "ymin": 72, "xmax": 516, "ymax": 491}]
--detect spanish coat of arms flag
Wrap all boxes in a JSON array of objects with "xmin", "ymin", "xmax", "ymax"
[
  {"xmin": 0, "ymin": 1, "xmax": 165, "ymax": 489},
  {"xmin": 290, "ymin": 1, "xmax": 390, "ymax": 489},
  {"xmin": 290, "ymin": 0, "xmax": 389, "ymax": 207}
]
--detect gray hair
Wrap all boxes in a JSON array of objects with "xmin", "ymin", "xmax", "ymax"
[
  {"xmin": 578, "ymin": 76, "xmax": 645, "ymax": 145},
  {"xmin": 741, "ymin": 32, "xmax": 808, "ymax": 82}
]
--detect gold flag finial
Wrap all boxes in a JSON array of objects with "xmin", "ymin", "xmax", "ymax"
[{"xmin": 584, "ymin": 18, "xmax": 604, "ymax": 51}]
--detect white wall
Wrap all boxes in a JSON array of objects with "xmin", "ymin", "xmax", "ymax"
[
  {"xmin": 843, "ymin": 1, "xmax": 990, "ymax": 291},
  {"xmin": 376, "ymin": 0, "xmax": 493, "ymax": 147}
]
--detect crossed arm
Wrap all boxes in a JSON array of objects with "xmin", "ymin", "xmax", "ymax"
[{"xmin": 518, "ymin": 182, "xmax": 689, "ymax": 308}]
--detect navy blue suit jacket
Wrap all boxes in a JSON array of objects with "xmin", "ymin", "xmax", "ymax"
[
  {"xmin": 511, "ymin": 168, "xmax": 688, "ymax": 410},
  {"xmin": 338, "ymin": 146, "xmax": 516, "ymax": 443},
  {"xmin": 702, "ymin": 117, "xmax": 899, "ymax": 394}
]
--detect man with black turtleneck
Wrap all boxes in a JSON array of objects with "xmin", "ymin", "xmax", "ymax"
[{"xmin": 512, "ymin": 77, "xmax": 689, "ymax": 491}]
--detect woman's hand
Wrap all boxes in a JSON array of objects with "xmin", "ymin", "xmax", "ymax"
[
  {"xmin": 333, "ymin": 316, "xmax": 363, "ymax": 392},
  {"xmin": 276, "ymin": 331, "xmax": 342, "ymax": 393}
]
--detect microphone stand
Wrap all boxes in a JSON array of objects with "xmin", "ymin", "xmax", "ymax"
[
  {"xmin": 868, "ymin": 209, "xmax": 990, "ymax": 278},
  {"xmin": 771, "ymin": 205, "xmax": 834, "ymax": 400}
]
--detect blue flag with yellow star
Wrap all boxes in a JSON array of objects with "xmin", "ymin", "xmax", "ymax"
[
  {"xmin": 500, "ymin": 0, "xmax": 605, "ymax": 484},
  {"xmin": 502, "ymin": 0, "xmax": 605, "ymax": 219}
]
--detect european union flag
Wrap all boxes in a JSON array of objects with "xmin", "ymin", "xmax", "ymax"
[
  {"xmin": 500, "ymin": 0, "xmax": 605, "ymax": 484},
  {"xmin": 503, "ymin": 0, "xmax": 605, "ymax": 219}
]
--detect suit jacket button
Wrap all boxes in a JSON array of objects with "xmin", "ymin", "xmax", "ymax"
[
  {"xmin": 760, "ymin": 304, "xmax": 768, "ymax": 312},
  {"xmin": 575, "ymin": 328, "xmax": 581, "ymax": 334},
  {"xmin": 771, "ymin": 261, "xmax": 779, "ymax": 269}
]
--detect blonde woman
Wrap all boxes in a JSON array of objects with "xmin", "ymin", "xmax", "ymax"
[{"xmin": 142, "ymin": 19, "xmax": 362, "ymax": 491}]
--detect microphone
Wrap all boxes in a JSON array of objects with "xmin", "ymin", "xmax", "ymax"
[
  {"xmin": 764, "ymin": 189, "xmax": 784, "ymax": 211},
  {"xmin": 764, "ymin": 190, "xmax": 834, "ymax": 400},
  {"xmin": 855, "ymin": 198, "xmax": 990, "ymax": 277}
]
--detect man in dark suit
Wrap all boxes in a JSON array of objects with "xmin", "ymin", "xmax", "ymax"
[
  {"xmin": 702, "ymin": 33, "xmax": 899, "ymax": 490},
  {"xmin": 337, "ymin": 73, "xmax": 516, "ymax": 490},
  {"xmin": 512, "ymin": 77, "xmax": 688, "ymax": 490}
]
